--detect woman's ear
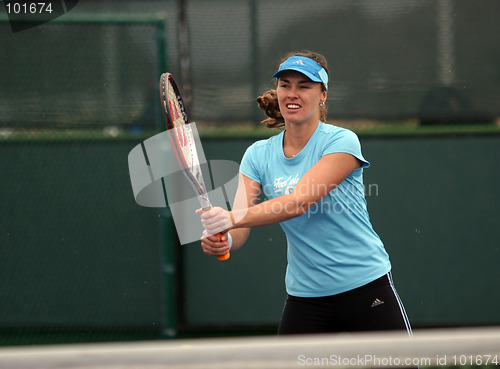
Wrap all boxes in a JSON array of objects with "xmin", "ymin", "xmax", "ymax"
[{"xmin": 320, "ymin": 92, "xmax": 327, "ymax": 106}]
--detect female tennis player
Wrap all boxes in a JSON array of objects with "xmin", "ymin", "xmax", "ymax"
[{"xmin": 198, "ymin": 51, "xmax": 413, "ymax": 335}]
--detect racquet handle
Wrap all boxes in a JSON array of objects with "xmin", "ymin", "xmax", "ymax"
[
  {"xmin": 202, "ymin": 207, "xmax": 230, "ymax": 261},
  {"xmin": 216, "ymin": 232, "xmax": 231, "ymax": 261}
]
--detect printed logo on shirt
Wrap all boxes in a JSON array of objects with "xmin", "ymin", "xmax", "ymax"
[{"xmin": 273, "ymin": 173, "xmax": 301, "ymax": 195}]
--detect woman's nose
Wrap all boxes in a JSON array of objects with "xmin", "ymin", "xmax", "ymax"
[{"xmin": 287, "ymin": 87, "xmax": 298, "ymax": 99}]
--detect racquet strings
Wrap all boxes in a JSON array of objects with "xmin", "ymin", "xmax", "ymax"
[
  {"xmin": 166, "ymin": 77, "xmax": 207, "ymax": 208},
  {"xmin": 167, "ymin": 81, "xmax": 186, "ymax": 128},
  {"xmin": 166, "ymin": 79, "xmax": 196, "ymax": 171}
]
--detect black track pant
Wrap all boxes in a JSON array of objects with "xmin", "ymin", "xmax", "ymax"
[{"xmin": 278, "ymin": 272, "xmax": 412, "ymax": 335}]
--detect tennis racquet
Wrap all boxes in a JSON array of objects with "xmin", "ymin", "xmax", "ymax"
[{"xmin": 159, "ymin": 73, "xmax": 230, "ymax": 261}]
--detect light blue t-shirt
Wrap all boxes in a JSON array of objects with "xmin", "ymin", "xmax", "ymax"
[{"xmin": 240, "ymin": 122, "xmax": 391, "ymax": 297}]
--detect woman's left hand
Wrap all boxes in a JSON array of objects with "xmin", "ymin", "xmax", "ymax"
[{"xmin": 196, "ymin": 207, "xmax": 234, "ymax": 236}]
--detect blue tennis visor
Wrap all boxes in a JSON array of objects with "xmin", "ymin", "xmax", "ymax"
[{"xmin": 273, "ymin": 56, "xmax": 328, "ymax": 91}]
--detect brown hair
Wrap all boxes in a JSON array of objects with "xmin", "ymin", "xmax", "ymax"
[{"xmin": 257, "ymin": 50, "xmax": 329, "ymax": 129}]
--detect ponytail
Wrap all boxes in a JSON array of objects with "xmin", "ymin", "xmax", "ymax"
[{"xmin": 256, "ymin": 89, "xmax": 285, "ymax": 129}]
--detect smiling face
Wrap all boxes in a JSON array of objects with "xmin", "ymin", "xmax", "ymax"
[{"xmin": 276, "ymin": 70, "xmax": 327, "ymax": 127}]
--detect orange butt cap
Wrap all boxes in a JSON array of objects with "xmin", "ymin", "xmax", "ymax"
[{"xmin": 217, "ymin": 252, "xmax": 230, "ymax": 261}]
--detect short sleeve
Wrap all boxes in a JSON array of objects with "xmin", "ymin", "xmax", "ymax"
[
  {"xmin": 322, "ymin": 129, "xmax": 370, "ymax": 168},
  {"xmin": 239, "ymin": 142, "xmax": 263, "ymax": 184}
]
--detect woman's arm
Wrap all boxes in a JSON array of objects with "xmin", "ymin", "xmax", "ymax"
[
  {"xmin": 199, "ymin": 173, "xmax": 262, "ymax": 257},
  {"xmin": 201, "ymin": 152, "xmax": 360, "ymax": 234}
]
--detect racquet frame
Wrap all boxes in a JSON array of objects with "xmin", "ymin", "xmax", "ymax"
[{"xmin": 159, "ymin": 73, "xmax": 229, "ymax": 261}]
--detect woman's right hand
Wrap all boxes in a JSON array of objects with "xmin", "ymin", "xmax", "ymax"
[{"xmin": 200, "ymin": 230, "xmax": 230, "ymax": 258}]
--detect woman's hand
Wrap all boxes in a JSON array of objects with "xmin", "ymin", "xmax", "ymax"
[
  {"xmin": 196, "ymin": 207, "xmax": 234, "ymax": 236},
  {"xmin": 200, "ymin": 230, "xmax": 231, "ymax": 258}
]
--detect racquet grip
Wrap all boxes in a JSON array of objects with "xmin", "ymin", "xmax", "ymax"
[
  {"xmin": 215, "ymin": 232, "xmax": 231, "ymax": 261},
  {"xmin": 202, "ymin": 206, "xmax": 230, "ymax": 261}
]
